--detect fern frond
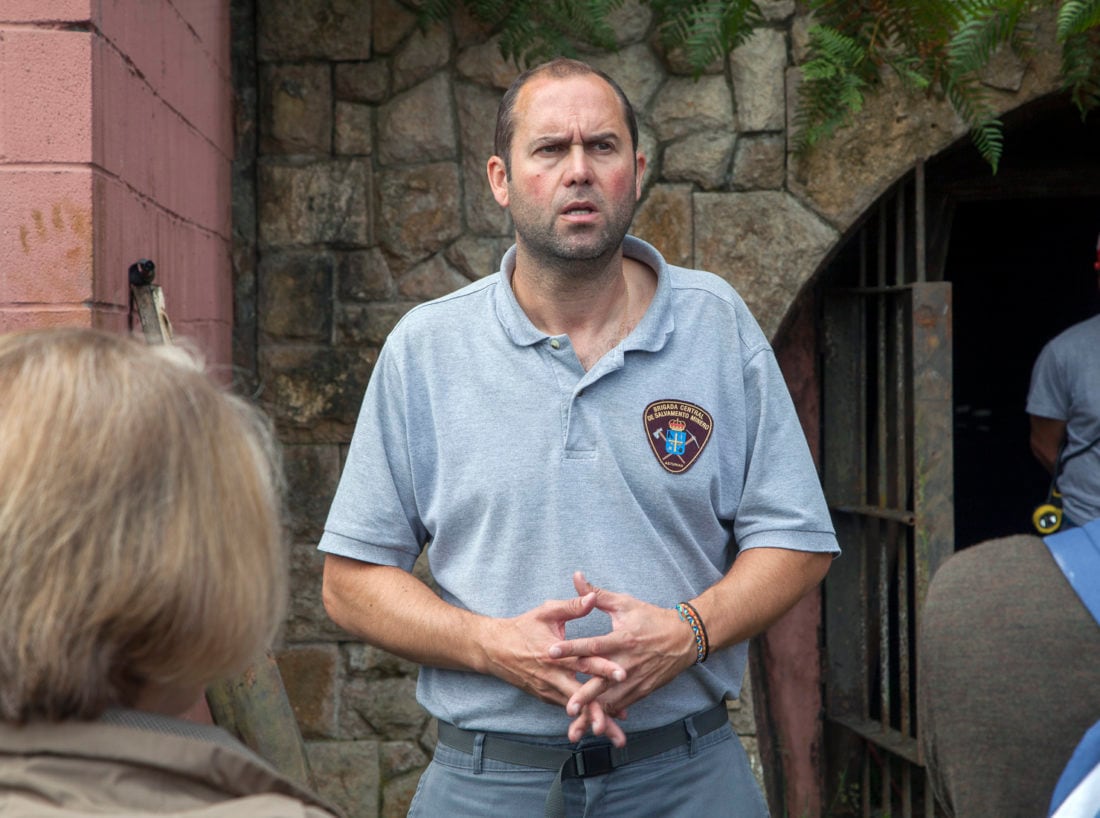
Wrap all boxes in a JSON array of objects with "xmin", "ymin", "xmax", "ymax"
[
  {"xmin": 944, "ymin": 73, "xmax": 993, "ymax": 122},
  {"xmin": 498, "ymin": 17, "xmax": 554, "ymax": 64},
  {"xmin": 969, "ymin": 118, "xmax": 1006, "ymax": 171},
  {"xmin": 652, "ymin": 0, "xmax": 764, "ymax": 76},
  {"xmin": 812, "ymin": 24, "xmax": 869, "ymax": 67},
  {"xmin": 550, "ymin": 0, "xmax": 623, "ymax": 53},
  {"xmin": 1057, "ymin": 0, "xmax": 1100, "ymax": 39},
  {"xmin": 1061, "ymin": 28, "xmax": 1100, "ymax": 113},
  {"xmin": 885, "ymin": 54, "xmax": 933, "ymax": 90},
  {"xmin": 791, "ymin": 85, "xmax": 863, "ymax": 154},
  {"xmin": 792, "ymin": 24, "xmax": 871, "ymax": 153},
  {"xmin": 419, "ymin": 0, "xmax": 629, "ymax": 67},
  {"xmin": 948, "ymin": 9, "xmax": 1022, "ymax": 74},
  {"xmin": 417, "ymin": 0, "xmax": 460, "ymax": 27},
  {"xmin": 944, "ymin": 74, "xmax": 1005, "ymax": 169}
]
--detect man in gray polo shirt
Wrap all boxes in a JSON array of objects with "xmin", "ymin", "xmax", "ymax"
[
  {"xmin": 1027, "ymin": 234, "xmax": 1100, "ymax": 530},
  {"xmin": 320, "ymin": 57, "xmax": 838, "ymax": 817}
]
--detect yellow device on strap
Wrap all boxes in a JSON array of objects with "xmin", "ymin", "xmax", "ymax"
[{"xmin": 1033, "ymin": 488, "xmax": 1063, "ymax": 535}]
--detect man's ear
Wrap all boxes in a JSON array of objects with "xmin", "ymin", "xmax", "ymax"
[
  {"xmin": 634, "ymin": 152, "xmax": 646, "ymax": 200},
  {"xmin": 487, "ymin": 155, "xmax": 510, "ymax": 208}
]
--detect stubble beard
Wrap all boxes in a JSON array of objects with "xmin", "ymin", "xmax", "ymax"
[{"xmin": 511, "ymin": 192, "xmax": 637, "ymax": 281}]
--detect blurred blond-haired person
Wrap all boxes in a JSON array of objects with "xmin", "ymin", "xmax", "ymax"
[{"xmin": 0, "ymin": 328, "xmax": 339, "ymax": 817}]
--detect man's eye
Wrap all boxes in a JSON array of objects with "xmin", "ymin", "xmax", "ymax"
[{"xmin": 593, "ymin": 142, "xmax": 613, "ymax": 152}]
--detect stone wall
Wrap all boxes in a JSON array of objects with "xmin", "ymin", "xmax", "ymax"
[{"xmin": 231, "ymin": 1, "xmax": 1066, "ymax": 815}]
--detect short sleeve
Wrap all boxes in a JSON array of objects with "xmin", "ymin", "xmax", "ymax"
[
  {"xmin": 732, "ymin": 346, "xmax": 839, "ymax": 555},
  {"xmin": 318, "ymin": 345, "xmax": 427, "ymax": 571},
  {"xmin": 1027, "ymin": 341, "xmax": 1069, "ymax": 421}
]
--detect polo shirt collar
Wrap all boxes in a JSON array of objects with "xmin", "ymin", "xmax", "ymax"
[{"xmin": 492, "ymin": 234, "xmax": 675, "ymax": 353}]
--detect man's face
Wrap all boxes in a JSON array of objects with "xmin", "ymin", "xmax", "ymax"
[{"xmin": 487, "ymin": 73, "xmax": 645, "ymax": 271}]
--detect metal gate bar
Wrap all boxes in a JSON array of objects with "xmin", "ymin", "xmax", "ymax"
[{"xmin": 823, "ymin": 162, "xmax": 953, "ymax": 817}]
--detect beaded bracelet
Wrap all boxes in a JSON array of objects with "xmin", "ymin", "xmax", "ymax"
[{"xmin": 674, "ymin": 601, "xmax": 709, "ymax": 664}]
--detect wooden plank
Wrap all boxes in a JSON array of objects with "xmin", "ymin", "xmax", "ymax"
[
  {"xmin": 910, "ymin": 282, "xmax": 955, "ymax": 611},
  {"xmin": 206, "ymin": 653, "xmax": 316, "ymax": 790},
  {"xmin": 129, "ymin": 261, "xmax": 316, "ymax": 791}
]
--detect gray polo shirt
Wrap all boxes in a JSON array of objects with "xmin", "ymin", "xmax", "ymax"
[
  {"xmin": 320, "ymin": 236, "xmax": 838, "ymax": 734},
  {"xmin": 1027, "ymin": 313, "xmax": 1100, "ymax": 524}
]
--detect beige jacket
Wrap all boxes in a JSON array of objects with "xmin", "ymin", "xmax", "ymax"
[{"xmin": 0, "ymin": 710, "xmax": 341, "ymax": 817}]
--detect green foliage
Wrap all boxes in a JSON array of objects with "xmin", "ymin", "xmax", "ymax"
[
  {"xmin": 650, "ymin": 0, "xmax": 764, "ymax": 75},
  {"xmin": 1057, "ymin": 0, "xmax": 1100, "ymax": 38},
  {"xmin": 793, "ymin": 0, "xmax": 1100, "ymax": 170},
  {"xmin": 419, "ymin": 0, "xmax": 763, "ymax": 72},
  {"xmin": 791, "ymin": 25, "xmax": 873, "ymax": 152},
  {"xmin": 420, "ymin": 0, "xmax": 1100, "ymax": 171},
  {"xmin": 790, "ymin": 1, "xmax": 952, "ymax": 155},
  {"xmin": 1061, "ymin": 28, "xmax": 1100, "ymax": 111},
  {"xmin": 940, "ymin": 1, "xmax": 1036, "ymax": 170},
  {"xmin": 947, "ymin": 1, "xmax": 1034, "ymax": 76},
  {"xmin": 1057, "ymin": 0, "xmax": 1100, "ymax": 112},
  {"xmin": 945, "ymin": 74, "xmax": 1006, "ymax": 170},
  {"xmin": 418, "ymin": 0, "xmax": 625, "ymax": 64}
]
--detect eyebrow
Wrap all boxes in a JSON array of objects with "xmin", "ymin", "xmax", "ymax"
[
  {"xmin": 530, "ymin": 131, "xmax": 621, "ymax": 148},
  {"xmin": 584, "ymin": 132, "xmax": 621, "ymax": 145}
]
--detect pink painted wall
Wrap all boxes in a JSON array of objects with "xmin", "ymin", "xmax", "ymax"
[{"xmin": 0, "ymin": 0, "xmax": 233, "ymax": 366}]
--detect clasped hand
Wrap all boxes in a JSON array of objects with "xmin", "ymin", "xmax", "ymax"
[{"xmin": 485, "ymin": 571, "xmax": 695, "ymax": 748}]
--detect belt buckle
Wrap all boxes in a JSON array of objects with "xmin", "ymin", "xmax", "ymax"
[{"xmin": 571, "ymin": 744, "xmax": 614, "ymax": 777}]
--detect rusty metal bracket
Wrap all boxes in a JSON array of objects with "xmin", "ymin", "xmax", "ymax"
[{"xmin": 128, "ymin": 260, "xmax": 174, "ymax": 345}]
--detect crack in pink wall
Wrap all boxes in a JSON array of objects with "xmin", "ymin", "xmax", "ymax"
[{"xmin": 0, "ymin": 1, "xmax": 233, "ymax": 365}]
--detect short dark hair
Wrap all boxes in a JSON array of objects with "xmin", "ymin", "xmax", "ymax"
[{"xmin": 493, "ymin": 58, "xmax": 639, "ymax": 176}]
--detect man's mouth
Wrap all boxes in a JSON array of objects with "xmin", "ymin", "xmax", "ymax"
[{"xmin": 562, "ymin": 203, "xmax": 597, "ymax": 216}]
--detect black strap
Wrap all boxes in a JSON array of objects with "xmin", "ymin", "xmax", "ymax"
[
  {"xmin": 436, "ymin": 702, "xmax": 730, "ymax": 818},
  {"xmin": 1049, "ymin": 433, "xmax": 1100, "ymax": 502},
  {"xmin": 1058, "ymin": 433, "xmax": 1100, "ymax": 477}
]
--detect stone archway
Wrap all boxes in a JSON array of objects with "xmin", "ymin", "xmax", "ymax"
[{"xmin": 778, "ymin": 86, "xmax": 1100, "ymax": 816}]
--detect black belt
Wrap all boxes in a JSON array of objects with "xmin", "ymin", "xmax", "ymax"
[{"xmin": 436, "ymin": 702, "xmax": 730, "ymax": 818}]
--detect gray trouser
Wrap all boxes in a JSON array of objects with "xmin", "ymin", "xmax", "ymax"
[{"xmin": 408, "ymin": 719, "xmax": 769, "ymax": 818}]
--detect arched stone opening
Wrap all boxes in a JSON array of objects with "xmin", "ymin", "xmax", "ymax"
[{"xmin": 772, "ymin": 89, "xmax": 1100, "ymax": 816}]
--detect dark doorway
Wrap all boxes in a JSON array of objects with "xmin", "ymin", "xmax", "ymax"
[
  {"xmin": 930, "ymin": 95, "xmax": 1100, "ymax": 548},
  {"xmin": 946, "ymin": 197, "xmax": 1100, "ymax": 547}
]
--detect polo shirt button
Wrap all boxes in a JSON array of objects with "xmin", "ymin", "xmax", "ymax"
[{"xmin": 549, "ymin": 339, "xmax": 560, "ymax": 349}]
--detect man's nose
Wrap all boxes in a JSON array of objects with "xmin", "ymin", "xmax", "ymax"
[{"xmin": 563, "ymin": 145, "xmax": 592, "ymax": 185}]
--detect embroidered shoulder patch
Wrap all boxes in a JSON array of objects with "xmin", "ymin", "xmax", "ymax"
[{"xmin": 643, "ymin": 400, "xmax": 714, "ymax": 474}]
